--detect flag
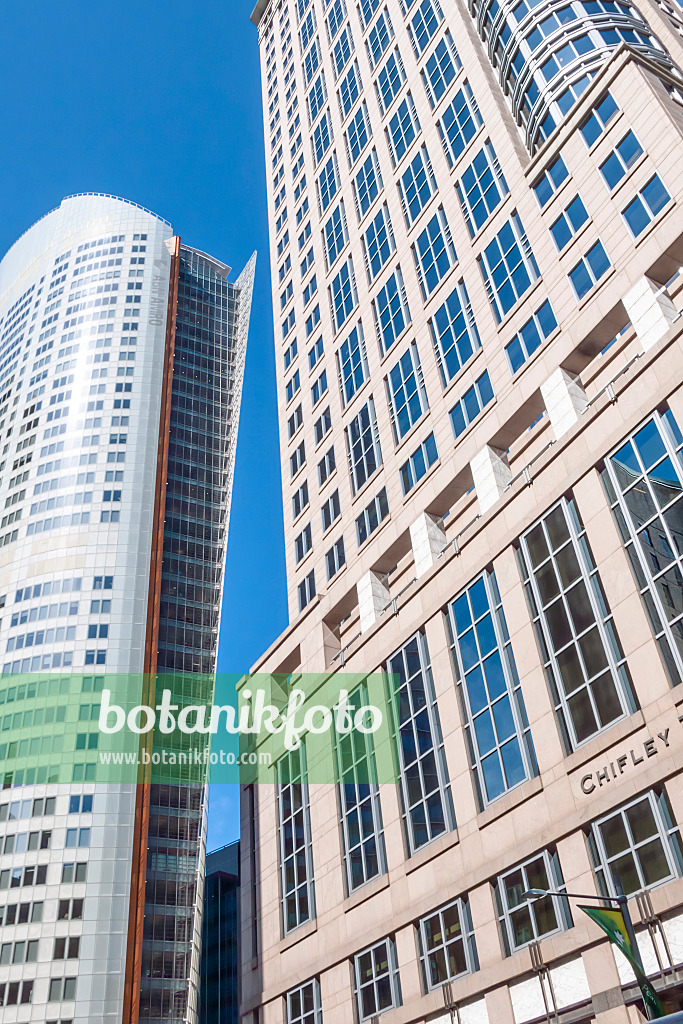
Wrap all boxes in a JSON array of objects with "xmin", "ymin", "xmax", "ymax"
[{"xmin": 579, "ymin": 904, "xmax": 664, "ymax": 1019}]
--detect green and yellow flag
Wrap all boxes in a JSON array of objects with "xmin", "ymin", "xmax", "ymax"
[{"xmin": 579, "ymin": 904, "xmax": 664, "ymax": 1019}]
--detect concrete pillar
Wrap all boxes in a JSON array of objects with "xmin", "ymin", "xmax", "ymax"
[
  {"xmin": 470, "ymin": 445, "xmax": 512, "ymax": 514},
  {"xmin": 622, "ymin": 276, "xmax": 678, "ymax": 351},
  {"xmin": 409, "ymin": 512, "xmax": 447, "ymax": 578},
  {"xmin": 541, "ymin": 367, "xmax": 588, "ymax": 439},
  {"xmin": 357, "ymin": 570, "xmax": 389, "ymax": 633}
]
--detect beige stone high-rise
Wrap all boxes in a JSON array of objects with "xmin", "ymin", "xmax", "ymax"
[{"xmin": 242, "ymin": 0, "xmax": 683, "ymax": 1019}]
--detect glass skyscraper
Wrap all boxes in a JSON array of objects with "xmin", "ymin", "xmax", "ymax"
[{"xmin": 0, "ymin": 194, "xmax": 254, "ymax": 1024}]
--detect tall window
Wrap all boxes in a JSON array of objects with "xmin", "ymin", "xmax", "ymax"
[
  {"xmin": 373, "ymin": 268, "xmax": 411, "ymax": 354},
  {"xmin": 354, "ymin": 150, "xmax": 383, "ymax": 218},
  {"xmin": 414, "ymin": 208, "xmax": 456, "ymax": 297},
  {"xmin": 422, "ymin": 31, "xmax": 461, "ymax": 107},
  {"xmin": 346, "ymin": 398, "xmax": 382, "ymax": 494},
  {"xmin": 418, "ymin": 897, "xmax": 478, "ymax": 990},
  {"xmin": 505, "ymin": 299, "xmax": 557, "ymax": 374},
  {"xmin": 409, "ymin": 0, "xmax": 443, "ymax": 55},
  {"xmin": 587, "ymin": 790, "xmax": 683, "ymax": 897},
  {"xmin": 363, "ymin": 205, "xmax": 395, "ymax": 281},
  {"xmin": 337, "ymin": 323, "xmax": 368, "ymax": 406},
  {"xmin": 313, "ymin": 111, "xmax": 333, "ymax": 166},
  {"xmin": 286, "ymin": 979, "xmax": 322, "ymax": 1024},
  {"xmin": 386, "ymin": 343, "xmax": 427, "ymax": 441},
  {"xmin": 479, "ymin": 214, "xmax": 539, "ymax": 322},
  {"xmin": 367, "ymin": 9, "xmax": 394, "ymax": 69},
  {"xmin": 335, "ymin": 682, "xmax": 385, "ymax": 892},
  {"xmin": 324, "ymin": 202, "xmax": 348, "ymax": 269},
  {"xmin": 376, "ymin": 48, "xmax": 406, "ymax": 114},
  {"xmin": 277, "ymin": 745, "xmax": 315, "ymax": 933},
  {"xmin": 457, "ymin": 142, "xmax": 508, "ymax": 236},
  {"xmin": 338, "ymin": 61, "xmax": 362, "ymax": 118},
  {"xmin": 446, "ymin": 570, "xmax": 537, "ymax": 808},
  {"xmin": 602, "ymin": 408, "xmax": 683, "ymax": 686},
  {"xmin": 429, "ymin": 280, "xmax": 480, "ymax": 385},
  {"xmin": 399, "ymin": 147, "xmax": 437, "ymax": 226},
  {"xmin": 346, "ymin": 102, "xmax": 372, "ymax": 166},
  {"xmin": 387, "ymin": 94, "xmax": 420, "ymax": 165},
  {"xmin": 333, "ymin": 24, "xmax": 355, "ymax": 77},
  {"xmin": 386, "ymin": 632, "xmax": 454, "ymax": 854},
  {"xmin": 331, "ymin": 258, "xmax": 358, "ymax": 332},
  {"xmin": 438, "ymin": 82, "xmax": 482, "ymax": 166},
  {"xmin": 353, "ymin": 937, "xmax": 402, "ymax": 1020},
  {"xmin": 356, "ymin": 487, "xmax": 390, "ymax": 546},
  {"xmin": 317, "ymin": 153, "xmax": 340, "ymax": 213},
  {"xmin": 519, "ymin": 497, "xmax": 636, "ymax": 751},
  {"xmin": 495, "ymin": 849, "xmax": 571, "ymax": 955}
]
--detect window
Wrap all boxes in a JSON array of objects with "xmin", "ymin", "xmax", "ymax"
[
  {"xmin": 533, "ymin": 155, "xmax": 569, "ymax": 208},
  {"xmin": 422, "ymin": 31, "xmax": 461, "ymax": 107},
  {"xmin": 324, "ymin": 203, "xmax": 348, "ymax": 268},
  {"xmin": 353, "ymin": 937, "xmax": 401, "ymax": 1020},
  {"xmin": 277, "ymin": 745, "xmax": 315, "ymax": 932},
  {"xmin": 387, "ymin": 632, "xmax": 454, "ymax": 853},
  {"xmin": 346, "ymin": 102, "xmax": 372, "ymax": 166},
  {"xmin": 599, "ymin": 131, "xmax": 643, "ymax": 190},
  {"xmin": 387, "ymin": 343, "xmax": 427, "ymax": 441},
  {"xmin": 311, "ymin": 369, "xmax": 328, "ymax": 406},
  {"xmin": 495, "ymin": 850, "xmax": 571, "ymax": 955},
  {"xmin": 376, "ymin": 49, "xmax": 405, "ymax": 113},
  {"xmin": 321, "ymin": 489, "xmax": 341, "ymax": 531},
  {"xmin": 48, "ymin": 977, "xmax": 77, "ymax": 1002},
  {"xmin": 446, "ymin": 570, "xmax": 537, "ymax": 807},
  {"xmin": 602, "ymin": 408, "xmax": 683, "ymax": 686},
  {"xmin": 418, "ymin": 897, "xmax": 477, "ymax": 989},
  {"xmin": 294, "ymin": 524, "xmax": 313, "ymax": 564},
  {"xmin": 65, "ymin": 827, "xmax": 90, "ymax": 847},
  {"xmin": 346, "ymin": 399, "xmax": 382, "ymax": 494},
  {"xmin": 588, "ymin": 790, "xmax": 683, "ymax": 897},
  {"xmin": 303, "ymin": 274, "xmax": 318, "ymax": 306},
  {"xmin": 333, "ymin": 25, "xmax": 354, "ymax": 77},
  {"xmin": 356, "ymin": 487, "xmax": 389, "ymax": 546},
  {"xmin": 580, "ymin": 92, "xmax": 619, "ymax": 146},
  {"xmin": 387, "ymin": 94, "xmax": 420, "ymax": 165},
  {"xmin": 338, "ymin": 61, "xmax": 362, "ymax": 118},
  {"xmin": 308, "ymin": 336, "xmax": 324, "ymax": 371},
  {"xmin": 286, "ymin": 979, "xmax": 322, "ymax": 1024},
  {"xmin": 623, "ymin": 175, "xmax": 671, "ymax": 237},
  {"xmin": 318, "ymin": 445, "xmax": 336, "ymax": 486},
  {"xmin": 317, "ymin": 153, "xmax": 340, "ymax": 213},
  {"xmin": 281, "ymin": 281, "xmax": 294, "ymax": 310},
  {"xmin": 335, "ymin": 681, "xmax": 384, "ymax": 886},
  {"xmin": 367, "ymin": 9, "xmax": 394, "ymax": 69},
  {"xmin": 457, "ymin": 142, "xmax": 508, "ymax": 236},
  {"xmin": 327, "ymin": 0, "xmax": 346, "ymax": 40},
  {"xmin": 337, "ymin": 324, "xmax": 368, "ymax": 406},
  {"xmin": 282, "ymin": 309, "xmax": 296, "ymax": 341},
  {"xmin": 505, "ymin": 299, "xmax": 557, "ymax": 374},
  {"xmin": 314, "ymin": 406, "xmax": 332, "ymax": 446},
  {"xmin": 399, "ymin": 147, "xmax": 436, "ymax": 226},
  {"xmin": 409, "ymin": 0, "xmax": 443, "ymax": 55},
  {"xmin": 331, "ymin": 259, "xmax": 358, "ymax": 331},
  {"xmin": 307, "ymin": 72, "xmax": 327, "ymax": 124},
  {"xmin": 568, "ymin": 240, "xmax": 611, "ymax": 299},
  {"xmin": 301, "ymin": 247, "xmax": 315, "ymax": 279},
  {"xmin": 438, "ymin": 82, "xmax": 482, "ymax": 166},
  {"xmin": 0, "ymin": 938, "xmax": 38, "ymax": 964},
  {"xmin": 313, "ymin": 111, "xmax": 333, "ymax": 165},
  {"xmin": 479, "ymin": 214, "xmax": 539, "ymax": 322},
  {"xmin": 299, "ymin": 8, "xmax": 317, "ymax": 52},
  {"xmin": 286, "ymin": 370, "xmax": 301, "ymax": 404},
  {"xmin": 550, "ymin": 194, "xmax": 589, "ymax": 251},
  {"xmin": 354, "ymin": 150, "xmax": 383, "ymax": 218},
  {"xmin": 305, "ymin": 305, "xmax": 320, "ymax": 337},
  {"xmin": 414, "ymin": 208, "xmax": 456, "ymax": 296},
  {"xmin": 363, "ymin": 205, "xmax": 395, "ymax": 281},
  {"xmin": 291, "ymin": 440, "xmax": 306, "ymax": 477},
  {"xmin": 326, "ymin": 536, "xmax": 346, "ymax": 579},
  {"xmin": 53, "ymin": 936, "xmax": 80, "ymax": 960},
  {"xmin": 430, "ymin": 282, "xmax": 481, "ymax": 387},
  {"xmin": 449, "ymin": 369, "xmax": 494, "ymax": 438},
  {"xmin": 304, "ymin": 38, "xmax": 322, "ymax": 84},
  {"xmin": 374, "ymin": 267, "xmax": 411, "ymax": 354},
  {"xmin": 284, "ymin": 337, "xmax": 298, "ymax": 371},
  {"xmin": 400, "ymin": 432, "xmax": 439, "ymax": 494},
  {"xmin": 298, "ymin": 569, "xmax": 316, "ymax": 612},
  {"xmin": 61, "ymin": 861, "xmax": 87, "ymax": 883},
  {"xmin": 359, "ymin": 0, "xmax": 380, "ymax": 28},
  {"xmin": 292, "ymin": 480, "xmax": 309, "ymax": 520},
  {"xmin": 1, "ymin": 979, "xmax": 34, "ymax": 1005},
  {"xmin": 519, "ymin": 497, "xmax": 636, "ymax": 751}
]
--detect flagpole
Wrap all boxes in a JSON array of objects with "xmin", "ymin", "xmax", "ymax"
[{"xmin": 613, "ymin": 877, "xmax": 653, "ymax": 1021}]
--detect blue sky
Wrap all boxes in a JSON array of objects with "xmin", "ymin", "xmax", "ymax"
[{"xmin": 0, "ymin": 1, "xmax": 287, "ymax": 849}]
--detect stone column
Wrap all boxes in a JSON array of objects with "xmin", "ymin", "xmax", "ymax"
[
  {"xmin": 541, "ymin": 367, "xmax": 588, "ymax": 438},
  {"xmin": 622, "ymin": 276, "xmax": 678, "ymax": 351},
  {"xmin": 470, "ymin": 445, "xmax": 512, "ymax": 514},
  {"xmin": 356, "ymin": 570, "xmax": 389, "ymax": 633},
  {"xmin": 409, "ymin": 512, "xmax": 447, "ymax": 578}
]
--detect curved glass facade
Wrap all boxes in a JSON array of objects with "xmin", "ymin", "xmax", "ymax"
[{"xmin": 469, "ymin": 0, "xmax": 679, "ymax": 149}]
